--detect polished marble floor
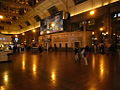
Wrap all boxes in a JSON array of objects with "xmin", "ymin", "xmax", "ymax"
[{"xmin": 0, "ymin": 51, "xmax": 120, "ymax": 90}]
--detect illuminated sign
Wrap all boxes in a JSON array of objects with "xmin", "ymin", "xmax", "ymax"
[
  {"xmin": 0, "ymin": 38, "xmax": 5, "ymax": 40},
  {"xmin": 15, "ymin": 38, "xmax": 19, "ymax": 42},
  {"xmin": 118, "ymin": 13, "xmax": 120, "ymax": 17},
  {"xmin": 113, "ymin": 12, "xmax": 120, "ymax": 18},
  {"xmin": 114, "ymin": 14, "xmax": 117, "ymax": 18}
]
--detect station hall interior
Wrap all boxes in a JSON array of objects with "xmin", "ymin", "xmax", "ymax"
[{"xmin": 0, "ymin": 0, "xmax": 120, "ymax": 90}]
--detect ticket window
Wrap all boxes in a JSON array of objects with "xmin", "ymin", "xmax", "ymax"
[
  {"xmin": 54, "ymin": 44, "xmax": 57, "ymax": 48},
  {"xmin": 59, "ymin": 43, "xmax": 62, "ymax": 48},
  {"xmin": 74, "ymin": 42, "xmax": 79, "ymax": 47},
  {"xmin": 65, "ymin": 43, "xmax": 68, "ymax": 48}
]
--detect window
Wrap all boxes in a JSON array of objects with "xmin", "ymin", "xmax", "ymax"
[
  {"xmin": 6, "ymin": 21, "xmax": 12, "ymax": 25},
  {"xmin": 0, "ymin": 26, "xmax": 4, "ymax": 30},
  {"xmin": 54, "ymin": 44, "xmax": 57, "ymax": 48},
  {"xmin": 12, "ymin": 16, "xmax": 18, "ymax": 20},
  {"xmin": 34, "ymin": 15, "xmax": 41, "ymax": 22},
  {"xmin": 28, "ymin": 0, "xmax": 45, "ymax": 6},
  {"xmin": 72, "ymin": 22, "xmax": 80, "ymax": 31},
  {"xmin": 25, "ymin": 21, "xmax": 31, "ymax": 26},
  {"xmin": 48, "ymin": 6, "xmax": 59, "ymax": 15},
  {"xmin": 73, "ymin": 0, "xmax": 87, "ymax": 5},
  {"xmin": 19, "ymin": 8, "xmax": 25, "ymax": 15},
  {"xmin": 19, "ymin": 25, "xmax": 23, "ymax": 29},
  {"xmin": 28, "ymin": 0, "xmax": 36, "ymax": 6},
  {"xmin": 1, "ymin": 21, "xmax": 6, "ymax": 24},
  {"xmin": 87, "ymin": 19, "xmax": 95, "ymax": 31},
  {"xmin": 0, "ymin": 21, "xmax": 12, "ymax": 25},
  {"xmin": 59, "ymin": 43, "xmax": 62, "ymax": 48},
  {"xmin": 65, "ymin": 43, "xmax": 68, "ymax": 48},
  {"xmin": 74, "ymin": 42, "xmax": 79, "ymax": 47}
]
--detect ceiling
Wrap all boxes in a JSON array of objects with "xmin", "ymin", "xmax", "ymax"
[{"xmin": 0, "ymin": 0, "xmax": 119, "ymax": 34}]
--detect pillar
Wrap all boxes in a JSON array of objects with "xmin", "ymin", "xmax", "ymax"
[{"xmin": 83, "ymin": 21, "xmax": 87, "ymax": 47}]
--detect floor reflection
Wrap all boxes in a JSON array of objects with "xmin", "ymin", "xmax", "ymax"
[
  {"xmin": 51, "ymin": 71, "xmax": 56, "ymax": 86},
  {"xmin": 0, "ymin": 51, "xmax": 119, "ymax": 90},
  {"xmin": 92, "ymin": 54, "xmax": 96, "ymax": 71},
  {"xmin": 99, "ymin": 55, "xmax": 105, "ymax": 81},
  {"xmin": 32, "ymin": 55, "xmax": 38, "ymax": 78},
  {"xmin": 22, "ymin": 54, "xmax": 26, "ymax": 71},
  {"xmin": 3, "ymin": 71, "xmax": 9, "ymax": 85},
  {"xmin": 0, "ymin": 86, "xmax": 5, "ymax": 90},
  {"xmin": 89, "ymin": 86, "xmax": 97, "ymax": 90}
]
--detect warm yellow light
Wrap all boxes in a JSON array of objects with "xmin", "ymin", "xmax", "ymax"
[
  {"xmin": 22, "ymin": 33, "xmax": 25, "ymax": 35},
  {"xmin": 92, "ymin": 32, "xmax": 95, "ymax": 35},
  {"xmin": 51, "ymin": 72, "xmax": 56, "ymax": 81},
  {"xmin": 40, "ymin": 31, "xmax": 44, "ymax": 35},
  {"xmin": 3, "ymin": 71, "xmax": 9, "ymax": 85},
  {"xmin": 90, "ymin": 10, "xmax": 95, "ymax": 15},
  {"xmin": 15, "ymin": 35, "xmax": 18, "ymax": 37},
  {"xmin": 32, "ymin": 40, "xmax": 34, "ymax": 42},
  {"xmin": 113, "ymin": 33, "xmax": 116, "ymax": 35},
  {"xmin": 22, "ymin": 59, "xmax": 25, "ymax": 71},
  {"xmin": 46, "ymin": 31, "xmax": 50, "ymax": 34},
  {"xmin": 104, "ymin": 33, "xmax": 106, "ymax": 36},
  {"xmin": 0, "ymin": 86, "xmax": 5, "ymax": 90},
  {"xmin": 51, "ymin": 23, "xmax": 55, "ymax": 27},
  {"xmin": 106, "ymin": 32, "xmax": 108, "ymax": 34},
  {"xmin": 95, "ymin": 38, "xmax": 97, "ymax": 40},
  {"xmin": 100, "ymin": 27, "xmax": 103, "ymax": 31},
  {"xmin": 0, "ymin": 15, "xmax": 3, "ymax": 19},
  {"xmin": 32, "ymin": 30, "xmax": 36, "ymax": 33},
  {"xmin": 51, "ymin": 71, "xmax": 56, "ymax": 85},
  {"xmin": 102, "ymin": 32, "xmax": 104, "ymax": 35}
]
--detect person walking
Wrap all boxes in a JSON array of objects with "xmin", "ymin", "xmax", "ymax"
[
  {"xmin": 74, "ymin": 46, "xmax": 80, "ymax": 62},
  {"xmin": 81, "ymin": 47, "xmax": 88, "ymax": 65}
]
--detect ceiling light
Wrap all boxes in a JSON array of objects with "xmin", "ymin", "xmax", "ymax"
[
  {"xmin": 92, "ymin": 32, "xmax": 95, "ymax": 35},
  {"xmin": 90, "ymin": 10, "xmax": 95, "ymax": 15},
  {"xmin": 100, "ymin": 27, "xmax": 103, "ymax": 31},
  {"xmin": 106, "ymin": 32, "xmax": 108, "ymax": 34},
  {"xmin": 32, "ymin": 29, "xmax": 36, "ymax": 33},
  {"xmin": 51, "ymin": 23, "xmax": 55, "ymax": 27},
  {"xmin": 22, "ymin": 33, "xmax": 25, "ymax": 35},
  {"xmin": 46, "ymin": 31, "xmax": 50, "ymax": 34},
  {"xmin": 113, "ymin": 33, "xmax": 116, "ymax": 35},
  {"xmin": 0, "ymin": 15, "xmax": 3, "ymax": 19},
  {"xmin": 15, "ymin": 35, "xmax": 18, "ymax": 37},
  {"xmin": 40, "ymin": 31, "xmax": 44, "ymax": 35}
]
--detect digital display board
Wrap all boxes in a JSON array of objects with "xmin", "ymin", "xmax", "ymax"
[{"xmin": 40, "ymin": 13, "xmax": 63, "ymax": 35}]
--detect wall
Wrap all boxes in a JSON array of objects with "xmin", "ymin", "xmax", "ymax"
[{"xmin": 38, "ymin": 31, "xmax": 92, "ymax": 48}]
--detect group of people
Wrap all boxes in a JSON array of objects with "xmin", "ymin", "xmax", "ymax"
[
  {"xmin": 74, "ymin": 46, "xmax": 90, "ymax": 65},
  {"xmin": 93, "ymin": 43, "xmax": 119, "ymax": 54},
  {"xmin": 13, "ymin": 44, "xmax": 25, "ymax": 53}
]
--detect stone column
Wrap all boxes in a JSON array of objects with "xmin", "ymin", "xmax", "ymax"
[
  {"xmin": 104, "ymin": 7, "xmax": 112, "ymax": 44},
  {"xmin": 83, "ymin": 21, "xmax": 87, "ymax": 47}
]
